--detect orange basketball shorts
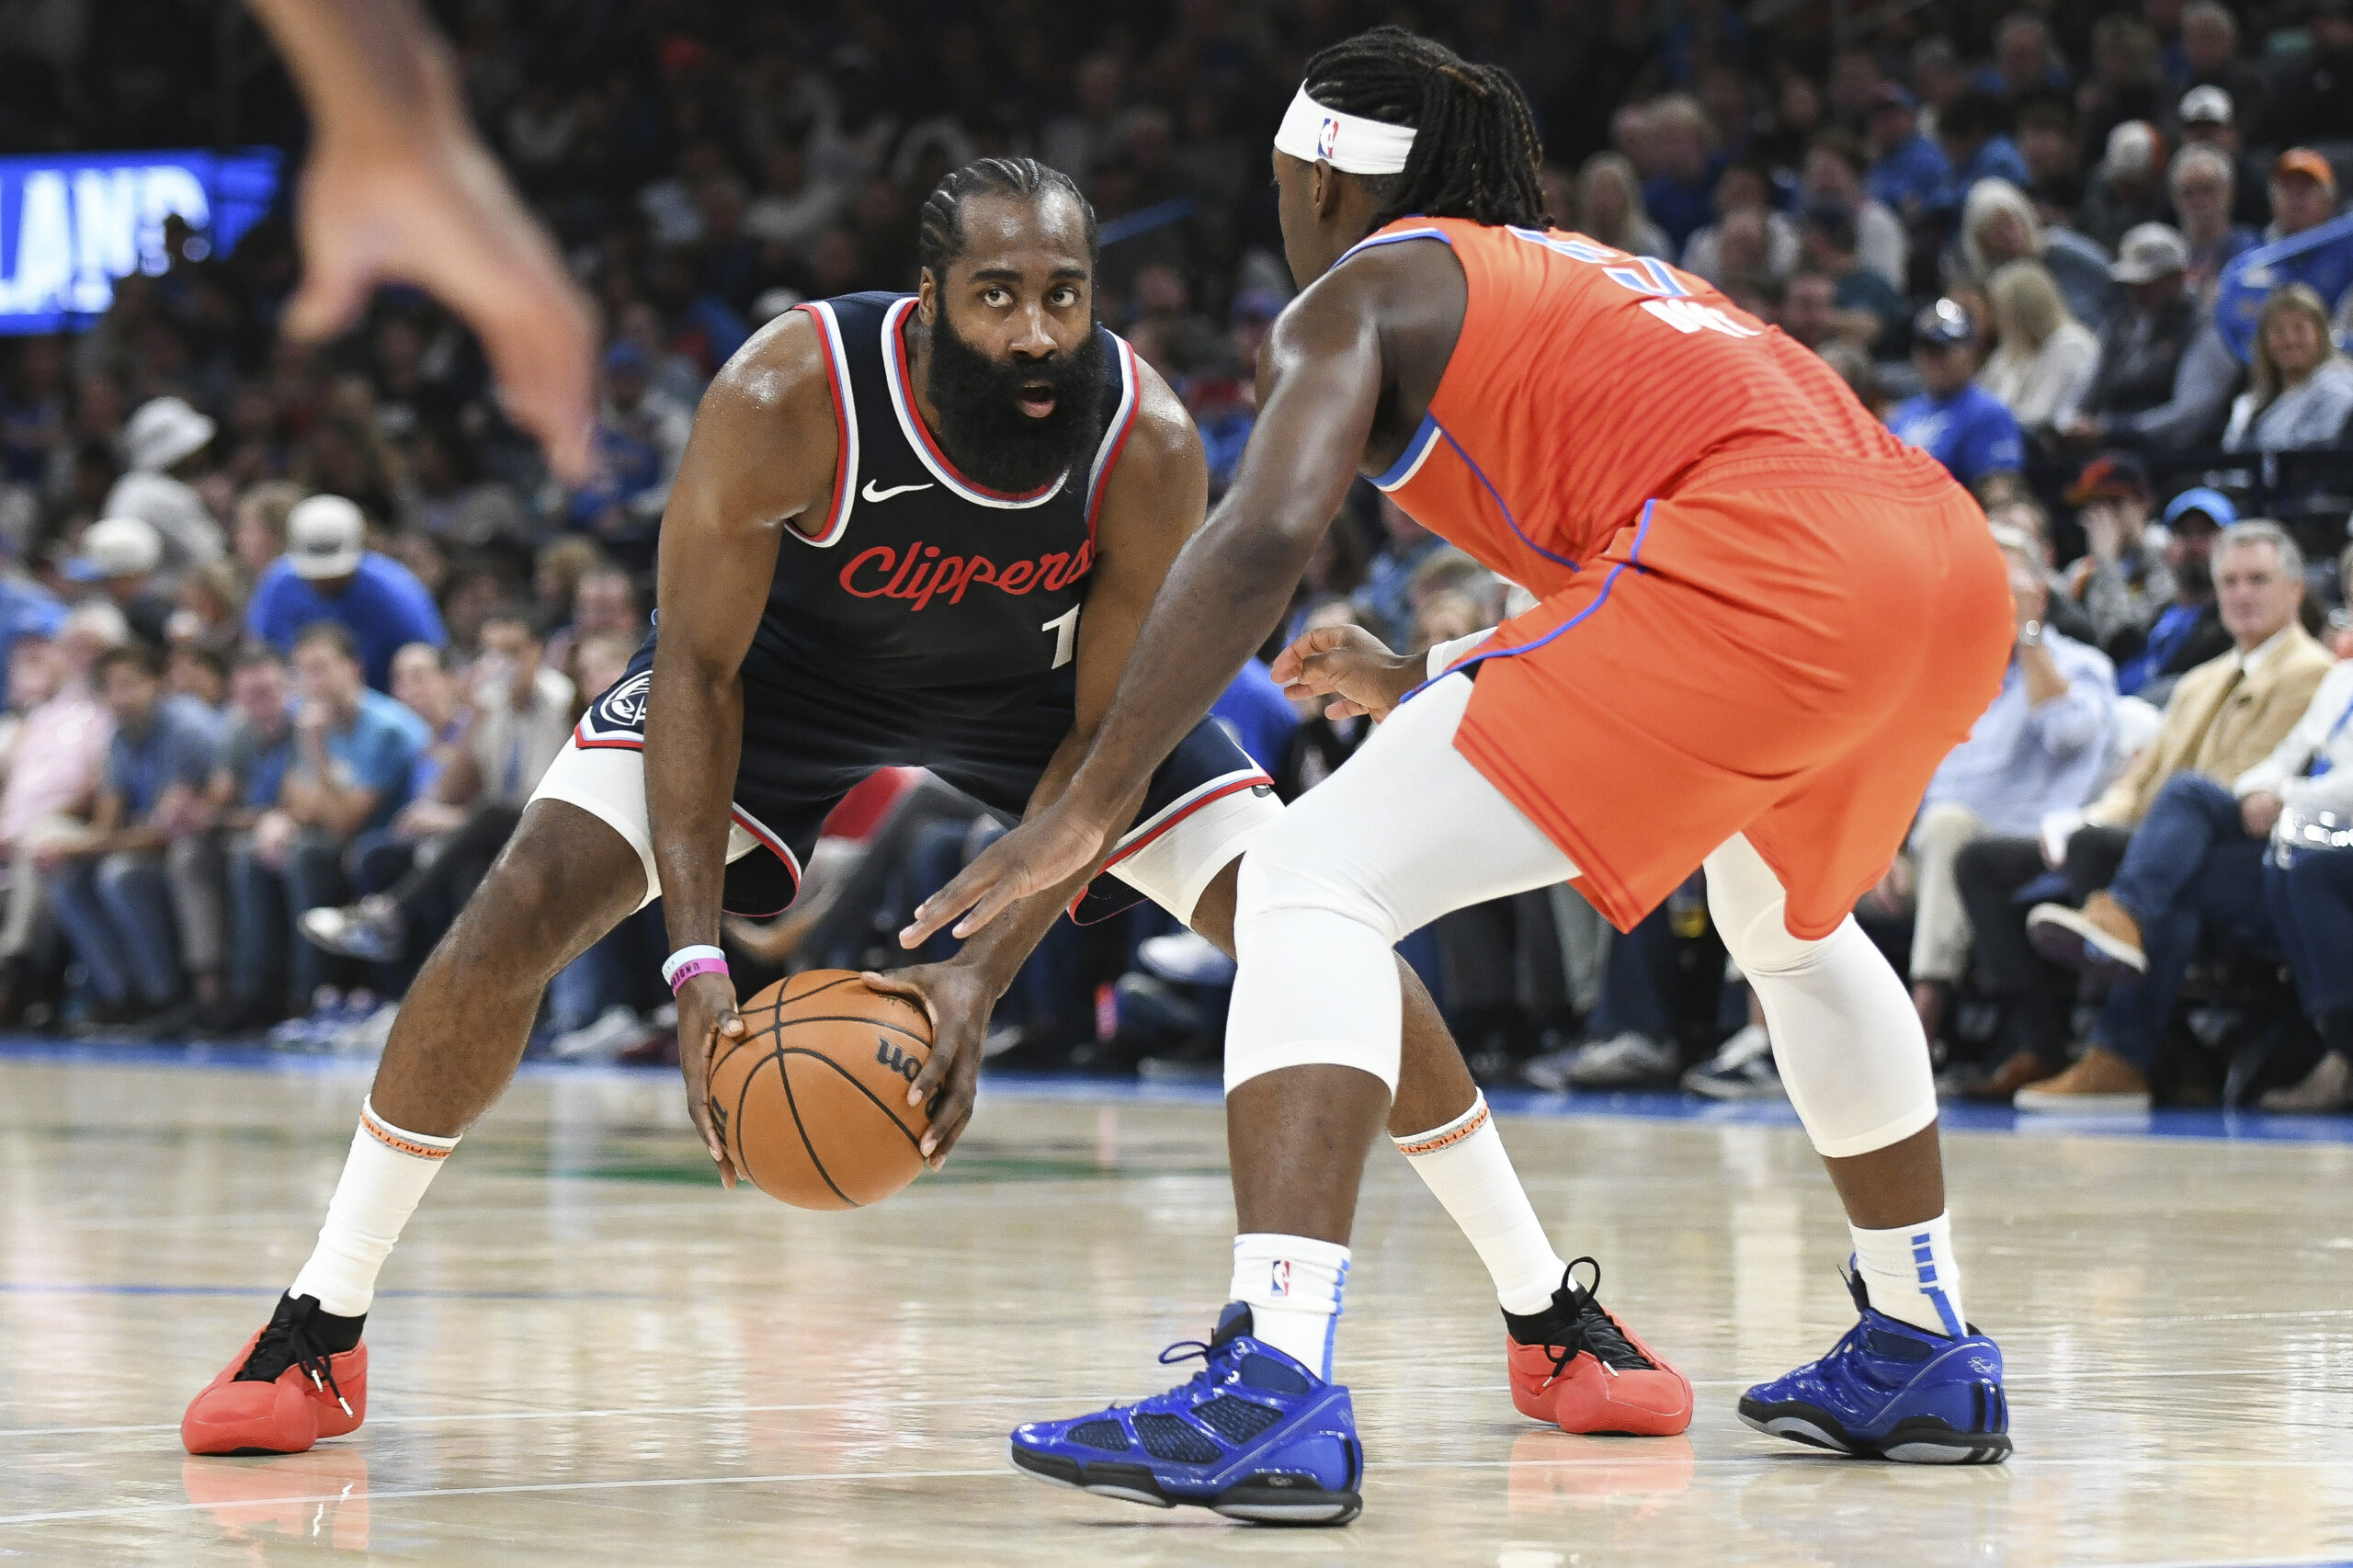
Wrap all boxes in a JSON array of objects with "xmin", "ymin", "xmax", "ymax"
[{"xmin": 1445, "ymin": 457, "xmax": 2012, "ymax": 939}]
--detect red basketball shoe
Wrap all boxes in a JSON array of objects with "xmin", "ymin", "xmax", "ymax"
[
  {"xmin": 1506, "ymin": 1260, "xmax": 1691, "ymax": 1437},
  {"xmin": 182, "ymin": 1294, "xmax": 369, "ymax": 1455}
]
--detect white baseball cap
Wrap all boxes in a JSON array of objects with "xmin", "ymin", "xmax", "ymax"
[
  {"xmin": 122, "ymin": 395, "xmax": 217, "ymax": 473},
  {"xmin": 286, "ymin": 494, "xmax": 367, "ymax": 580},
  {"xmin": 2179, "ymin": 85, "xmax": 2233, "ymax": 127},
  {"xmin": 67, "ymin": 516, "xmax": 164, "ymax": 580}
]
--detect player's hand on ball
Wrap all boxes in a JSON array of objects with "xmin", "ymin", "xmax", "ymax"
[
  {"xmin": 902, "ymin": 802, "xmax": 1109, "ymax": 945},
  {"xmin": 1269, "ymin": 624, "xmax": 1421, "ymax": 722},
  {"xmin": 675, "ymin": 971, "xmax": 743, "ymax": 1187},
  {"xmin": 859, "ymin": 963, "xmax": 992, "ymax": 1168}
]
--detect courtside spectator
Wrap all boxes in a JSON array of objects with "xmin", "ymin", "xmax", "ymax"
[
  {"xmin": 2256, "ymin": 643, "xmax": 2353, "ymax": 1114},
  {"xmin": 102, "ymin": 396, "xmax": 225, "ymax": 570},
  {"xmin": 1980, "ymin": 260, "xmax": 2099, "ymax": 437},
  {"xmin": 2221, "ymin": 284, "xmax": 2353, "ymax": 451},
  {"xmin": 2021, "ymin": 524, "xmax": 2335, "ymax": 1110},
  {"xmin": 39, "ymin": 644, "xmax": 219, "ymax": 1028},
  {"xmin": 246, "ymin": 495, "xmax": 448, "ymax": 693},
  {"xmin": 1888, "ymin": 300, "xmax": 2025, "ymax": 488},
  {"xmin": 0, "ymin": 622, "xmax": 114, "ymax": 1024},
  {"xmin": 228, "ymin": 623, "xmax": 426, "ymax": 1021},
  {"xmin": 2119, "ymin": 488, "xmax": 2236, "ymax": 703}
]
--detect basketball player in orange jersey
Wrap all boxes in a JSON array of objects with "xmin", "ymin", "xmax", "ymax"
[
  {"xmin": 180, "ymin": 153, "xmax": 1679, "ymax": 1459},
  {"xmin": 911, "ymin": 28, "xmax": 2017, "ymax": 1524}
]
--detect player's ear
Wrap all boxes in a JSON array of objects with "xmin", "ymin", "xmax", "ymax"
[{"xmin": 916, "ymin": 267, "xmax": 938, "ymax": 326}]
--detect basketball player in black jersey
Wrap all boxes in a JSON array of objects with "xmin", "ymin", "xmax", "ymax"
[{"xmin": 182, "ymin": 160, "xmax": 1600, "ymax": 1460}]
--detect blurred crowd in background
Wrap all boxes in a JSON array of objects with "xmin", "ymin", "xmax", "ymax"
[{"xmin": 2, "ymin": 0, "xmax": 2352, "ymax": 1113}]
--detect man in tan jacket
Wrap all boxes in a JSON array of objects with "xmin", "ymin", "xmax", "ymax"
[{"xmin": 2017, "ymin": 520, "xmax": 2335, "ymax": 1108}]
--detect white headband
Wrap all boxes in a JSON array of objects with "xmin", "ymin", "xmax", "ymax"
[{"xmin": 1272, "ymin": 85, "xmax": 1417, "ymax": 176}]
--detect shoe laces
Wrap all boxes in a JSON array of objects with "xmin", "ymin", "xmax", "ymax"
[
  {"xmin": 234, "ymin": 1298, "xmax": 354, "ymax": 1415},
  {"xmin": 1537, "ymin": 1258, "xmax": 1656, "ymax": 1381}
]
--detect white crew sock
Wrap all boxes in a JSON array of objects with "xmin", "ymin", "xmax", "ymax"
[
  {"xmin": 1849, "ymin": 1211, "xmax": 1965, "ymax": 1337},
  {"xmin": 287, "ymin": 1097, "xmax": 460, "ymax": 1317},
  {"xmin": 1230, "ymin": 1233, "xmax": 1350, "ymax": 1381},
  {"xmin": 1392, "ymin": 1093, "xmax": 1567, "ymax": 1315}
]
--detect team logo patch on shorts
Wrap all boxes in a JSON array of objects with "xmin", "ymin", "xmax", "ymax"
[{"xmin": 577, "ymin": 671, "xmax": 651, "ymax": 747}]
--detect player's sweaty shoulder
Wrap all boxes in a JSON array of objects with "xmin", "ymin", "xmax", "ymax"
[{"xmin": 685, "ymin": 306, "xmax": 839, "ymax": 533}]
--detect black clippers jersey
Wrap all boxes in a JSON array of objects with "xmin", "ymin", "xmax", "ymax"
[{"xmin": 740, "ymin": 290, "xmax": 1141, "ymax": 720}]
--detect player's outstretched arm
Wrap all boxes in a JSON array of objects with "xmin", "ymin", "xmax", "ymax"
[
  {"xmin": 644, "ymin": 313, "xmax": 836, "ymax": 1185},
  {"xmin": 870, "ymin": 361, "xmax": 1209, "ymax": 1165},
  {"xmin": 244, "ymin": 0, "xmax": 597, "ymax": 480},
  {"xmin": 903, "ymin": 281, "xmax": 1385, "ymax": 945}
]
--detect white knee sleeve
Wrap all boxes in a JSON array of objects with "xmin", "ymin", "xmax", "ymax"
[
  {"xmin": 1222, "ymin": 675, "xmax": 1577, "ymax": 1097},
  {"xmin": 1705, "ymin": 835, "xmax": 1937, "ymax": 1158}
]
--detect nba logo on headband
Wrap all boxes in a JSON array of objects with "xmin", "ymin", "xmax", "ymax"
[
  {"xmin": 1317, "ymin": 116, "xmax": 1339, "ymax": 160},
  {"xmin": 1274, "ymin": 85, "xmax": 1417, "ymax": 176}
]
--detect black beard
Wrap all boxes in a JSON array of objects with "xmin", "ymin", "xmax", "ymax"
[
  {"xmin": 2174, "ymin": 549, "xmax": 2214, "ymax": 599},
  {"xmin": 920, "ymin": 310, "xmax": 1107, "ymax": 495}
]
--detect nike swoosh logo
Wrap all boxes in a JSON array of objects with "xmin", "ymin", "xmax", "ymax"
[{"xmin": 861, "ymin": 480, "xmax": 935, "ymax": 503}]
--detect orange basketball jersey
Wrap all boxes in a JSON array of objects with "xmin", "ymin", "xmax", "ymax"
[{"xmin": 1360, "ymin": 216, "xmax": 1934, "ymax": 588}]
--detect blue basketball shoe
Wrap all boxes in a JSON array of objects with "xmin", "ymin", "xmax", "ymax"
[
  {"xmin": 1007, "ymin": 1303, "xmax": 1363, "ymax": 1525},
  {"xmin": 1739, "ymin": 1270, "xmax": 2011, "ymax": 1464}
]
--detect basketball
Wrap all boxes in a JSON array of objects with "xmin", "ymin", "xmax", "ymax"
[{"xmin": 706, "ymin": 970, "xmax": 935, "ymax": 1210}]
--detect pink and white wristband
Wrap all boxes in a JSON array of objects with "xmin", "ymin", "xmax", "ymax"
[{"xmin": 663, "ymin": 945, "xmax": 729, "ymax": 993}]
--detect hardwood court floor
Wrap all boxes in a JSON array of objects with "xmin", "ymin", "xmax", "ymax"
[{"xmin": 2, "ymin": 1050, "xmax": 2350, "ymax": 1567}]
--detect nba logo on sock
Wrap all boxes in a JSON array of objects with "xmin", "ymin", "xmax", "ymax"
[{"xmin": 1270, "ymin": 1260, "xmax": 1292, "ymax": 1297}]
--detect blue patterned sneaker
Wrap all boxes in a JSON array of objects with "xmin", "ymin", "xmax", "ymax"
[
  {"xmin": 1007, "ymin": 1303, "xmax": 1363, "ymax": 1525},
  {"xmin": 1738, "ymin": 1271, "xmax": 2011, "ymax": 1464}
]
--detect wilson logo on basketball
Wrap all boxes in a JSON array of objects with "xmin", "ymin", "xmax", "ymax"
[
  {"xmin": 838, "ymin": 538, "xmax": 1094, "ymax": 612},
  {"xmin": 875, "ymin": 1039, "xmax": 921, "ymax": 1082}
]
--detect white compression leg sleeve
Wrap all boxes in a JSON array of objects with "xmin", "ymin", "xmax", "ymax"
[
  {"xmin": 1228, "ymin": 673, "xmax": 1577, "ymax": 1094},
  {"xmin": 1702, "ymin": 834, "xmax": 1938, "ymax": 1158}
]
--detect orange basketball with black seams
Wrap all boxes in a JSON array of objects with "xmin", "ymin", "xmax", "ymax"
[{"xmin": 708, "ymin": 970, "xmax": 935, "ymax": 1210}]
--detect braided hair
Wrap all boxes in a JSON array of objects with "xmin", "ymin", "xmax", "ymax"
[
  {"xmin": 1300, "ymin": 28, "xmax": 1547, "ymax": 231},
  {"xmin": 917, "ymin": 157, "xmax": 1098, "ymax": 277}
]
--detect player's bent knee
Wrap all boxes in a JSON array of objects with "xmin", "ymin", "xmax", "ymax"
[{"xmin": 1234, "ymin": 824, "xmax": 1410, "ymax": 949}]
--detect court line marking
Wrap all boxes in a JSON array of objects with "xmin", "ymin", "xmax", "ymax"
[
  {"xmin": 9, "ymin": 1456, "xmax": 2353, "ymax": 1529},
  {"xmin": 3, "ymin": 1363, "xmax": 2339, "ymax": 1441}
]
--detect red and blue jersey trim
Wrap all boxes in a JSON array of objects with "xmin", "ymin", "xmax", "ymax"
[
  {"xmin": 1083, "ymin": 335, "xmax": 1142, "ymax": 542},
  {"xmin": 881, "ymin": 297, "xmax": 1068, "ymax": 508},
  {"xmin": 790, "ymin": 301, "xmax": 860, "ymax": 548}
]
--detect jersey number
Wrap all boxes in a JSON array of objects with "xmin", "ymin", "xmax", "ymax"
[
  {"xmin": 1041, "ymin": 604, "xmax": 1081, "ymax": 669},
  {"xmin": 1507, "ymin": 228, "xmax": 1761, "ymax": 340}
]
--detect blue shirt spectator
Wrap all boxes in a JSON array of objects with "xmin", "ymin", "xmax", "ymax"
[
  {"xmin": 108, "ymin": 693, "xmax": 219, "ymax": 819},
  {"xmin": 1889, "ymin": 382, "xmax": 2026, "ymax": 486},
  {"xmin": 1921, "ymin": 630, "xmax": 2118, "ymax": 837},
  {"xmin": 0, "ymin": 573, "xmax": 63, "ymax": 664},
  {"xmin": 247, "ymin": 496, "xmax": 448, "ymax": 693},
  {"xmin": 1211, "ymin": 660, "xmax": 1301, "ymax": 776},
  {"xmin": 1865, "ymin": 112, "xmax": 1951, "ymax": 218},
  {"xmin": 318, "ymin": 690, "xmax": 430, "ymax": 833}
]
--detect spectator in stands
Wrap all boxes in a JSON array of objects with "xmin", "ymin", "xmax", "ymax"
[
  {"xmin": 1864, "ymin": 83, "xmax": 1949, "ymax": 223},
  {"xmin": 1640, "ymin": 96, "xmax": 1724, "ymax": 253},
  {"xmin": 230, "ymin": 482, "xmax": 302, "ymax": 581},
  {"xmin": 2177, "ymin": 6, "xmax": 2266, "ymax": 122},
  {"xmin": 0, "ymin": 619, "xmax": 116, "ymax": 1023},
  {"xmin": 2222, "ymin": 284, "xmax": 2353, "ymax": 452},
  {"xmin": 2060, "ymin": 223, "xmax": 2239, "ymax": 451},
  {"xmin": 1888, "ymin": 300, "xmax": 2026, "ymax": 488},
  {"xmin": 2171, "ymin": 142, "xmax": 2258, "ymax": 301},
  {"xmin": 1800, "ymin": 132, "xmax": 1905, "ymax": 290},
  {"xmin": 1935, "ymin": 89, "xmax": 2034, "ymax": 215},
  {"xmin": 1905, "ymin": 544, "xmax": 2117, "ymax": 1048},
  {"xmin": 2019, "ymin": 523, "xmax": 2336, "ymax": 1111},
  {"xmin": 38, "ymin": 643, "xmax": 219, "ymax": 1028},
  {"xmin": 545, "ymin": 565, "xmax": 646, "ymax": 677},
  {"xmin": 2014, "ymin": 91, "xmax": 2086, "ymax": 221},
  {"xmin": 2175, "ymin": 85, "xmax": 2269, "ymax": 231},
  {"xmin": 228, "ymin": 622, "xmax": 426, "ymax": 1022},
  {"xmin": 246, "ymin": 495, "xmax": 448, "ymax": 693},
  {"xmin": 1778, "ymin": 270, "xmax": 1837, "ymax": 352},
  {"xmin": 2080, "ymin": 121, "xmax": 2171, "ymax": 251},
  {"xmin": 567, "ymin": 341, "xmax": 694, "ymax": 567},
  {"xmin": 66, "ymin": 517, "xmax": 173, "ymax": 647},
  {"xmin": 1353, "ymin": 498, "xmax": 1448, "ymax": 651},
  {"xmin": 102, "ymin": 396, "xmax": 225, "ymax": 571},
  {"xmin": 2262, "ymin": 148, "xmax": 2343, "ymax": 247},
  {"xmin": 2265, "ymin": 0, "xmax": 2353, "ymax": 149},
  {"xmin": 1984, "ymin": 14, "xmax": 2067, "ymax": 101},
  {"xmin": 2123, "ymin": 488, "xmax": 2236, "ymax": 702},
  {"xmin": 1958, "ymin": 179, "xmax": 2116, "ymax": 333},
  {"xmin": 1799, "ymin": 206, "xmax": 1908, "ymax": 351},
  {"xmin": 1683, "ymin": 161, "xmax": 1797, "ymax": 285},
  {"xmin": 301, "ymin": 605, "xmax": 573, "ymax": 966},
  {"xmin": 1574, "ymin": 153, "xmax": 1671, "ymax": 260},
  {"xmin": 1980, "ymin": 260, "xmax": 2100, "ymax": 438}
]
